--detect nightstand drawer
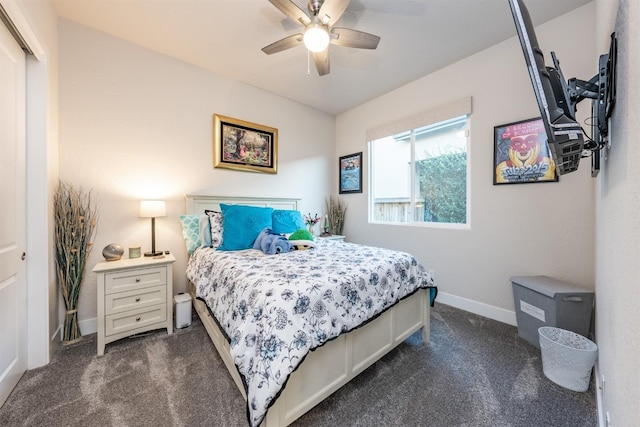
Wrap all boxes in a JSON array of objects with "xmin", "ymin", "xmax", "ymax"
[
  {"xmin": 105, "ymin": 266, "xmax": 166, "ymax": 294},
  {"xmin": 104, "ymin": 285, "xmax": 167, "ymax": 316},
  {"xmin": 105, "ymin": 305, "xmax": 167, "ymax": 337}
]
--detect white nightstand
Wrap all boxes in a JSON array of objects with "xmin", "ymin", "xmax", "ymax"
[
  {"xmin": 92, "ymin": 253, "xmax": 176, "ymax": 356},
  {"xmin": 317, "ymin": 235, "xmax": 346, "ymax": 242}
]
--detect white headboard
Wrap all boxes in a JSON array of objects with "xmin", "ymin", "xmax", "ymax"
[{"xmin": 185, "ymin": 195, "xmax": 300, "ymax": 215}]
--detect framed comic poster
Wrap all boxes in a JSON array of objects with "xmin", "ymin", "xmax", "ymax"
[
  {"xmin": 213, "ymin": 114, "xmax": 278, "ymax": 174},
  {"xmin": 339, "ymin": 152, "xmax": 363, "ymax": 194},
  {"xmin": 493, "ymin": 117, "xmax": 558, "ymax": 184}
]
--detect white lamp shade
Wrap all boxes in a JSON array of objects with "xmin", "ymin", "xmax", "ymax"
[
  {"xmin": 304, "ymin": 24, "xmax": 330, "ymax": 52},
  {"xmin": 139, "ymin": 200, "xmax": 166, "ymax": 218}
]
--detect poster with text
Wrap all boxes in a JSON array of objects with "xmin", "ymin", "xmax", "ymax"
[{"xmin": 493, "ymin": 118, "xmax": 557, "ymax": 184}]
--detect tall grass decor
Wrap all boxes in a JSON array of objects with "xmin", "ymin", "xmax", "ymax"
[
  {"xmin": 54, "ymin": 181, "xmax": 98, "ymax": 345},
  {"xmin": 325, "ymin": 196, "xmax": 346, "ymax": 235}
]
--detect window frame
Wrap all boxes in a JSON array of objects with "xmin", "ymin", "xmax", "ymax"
[{"xmin": 367, "ymin": 110, "xmax": 471, "ymax": 230}]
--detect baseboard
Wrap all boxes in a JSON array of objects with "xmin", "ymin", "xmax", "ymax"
[
  {"xmin": 52, "ymin": 318, "xmax": 97, "ymax": 344},
  {"xmin": 436, "ymin": 292, "xmax": 517, "ymax": 326},
  {"xmin": 79, "ymin": 317, "xmax": 97, "ymax": 336},
  {"xmin": 77, "ymin": 296, "xmax": 512, "ymax": 338},
  {"xmin": 50, "ymin": 324, "xmax": 62, "ymax": 354},
  {"xmin": 594, "ymin": 363, "xmax": 605, "ymax": 427}
]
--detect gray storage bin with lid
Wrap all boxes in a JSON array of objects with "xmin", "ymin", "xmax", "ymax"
[{"xmin": 510, "ymin": 275, "xmax": 594, "ymax": 348}]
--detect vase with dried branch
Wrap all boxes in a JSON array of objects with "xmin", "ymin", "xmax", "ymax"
[
  {"xmin": 54, "ymin": 181, "xmax": 98, "ymax": 345},
  {"xmin": 325, "ymin": 196, "xmax": 346, "ymax": 235}
]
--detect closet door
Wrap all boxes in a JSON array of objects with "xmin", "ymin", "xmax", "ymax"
[{"xmin": 0, "ymin": 16, "xmax": 27, "ymax": 406}]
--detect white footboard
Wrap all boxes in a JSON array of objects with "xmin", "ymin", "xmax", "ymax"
[{"xmin": 191, "ymin": 285, "xmax": 431, "ymax": 427}]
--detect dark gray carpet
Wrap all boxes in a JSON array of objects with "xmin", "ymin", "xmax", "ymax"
[{"xmin": 0, "ymin": 303, "xmax": 596, "ymax": 426}]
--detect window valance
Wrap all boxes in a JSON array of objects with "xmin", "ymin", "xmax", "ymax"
[{"xmin": 366, "ymin": 97, "xmax": 472, "ymax": 141}]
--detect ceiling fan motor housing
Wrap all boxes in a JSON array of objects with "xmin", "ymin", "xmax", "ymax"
[{"xmin": 308, "ymin": 0, "xmax": 324, "ymax": 16}]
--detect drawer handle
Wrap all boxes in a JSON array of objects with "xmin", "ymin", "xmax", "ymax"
[
  {"xmin": 135, "ymin": 297, "xmax": 141, "ymax": 302},
  {"xmin": 135, "ymin": 278, "xmax": 141, "ymax": 283},
  {"xmin": 136, "ymin": 316, "xmax": 141, "ymax": 322}
]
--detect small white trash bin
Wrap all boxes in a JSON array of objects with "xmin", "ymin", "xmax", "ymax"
[
  {"xmin": 538, "ymin": 326, "xmax": 598, "ymax": 392},
  {"xmin": 174, "ymin": 293, "xmax": 192, "ymax": 329}
]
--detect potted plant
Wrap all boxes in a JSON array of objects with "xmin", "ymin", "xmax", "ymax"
[{"xmin": 324, "ymin": 196, "xmax": 346, "ymax": 235}]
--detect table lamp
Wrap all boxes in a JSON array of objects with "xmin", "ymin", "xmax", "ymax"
[{"xmin": 139, "ymin": 200, "xmax": 166, "ymax": 256}]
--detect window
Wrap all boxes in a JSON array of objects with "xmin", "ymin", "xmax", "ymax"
[{"xmin": 369, "ymin": 114, "xmax": 469, "ymax": 226}]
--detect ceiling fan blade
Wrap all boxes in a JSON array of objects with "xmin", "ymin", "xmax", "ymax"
[
  {"xmin": 262, "ymin": 34, "xmax": 303, "ymax": 54},
  {"xmin": 312, "ymin": 49, "xmax": 330, "ymax": 76},
  {"xmin": 317, "ymin": 0, "xmax": 350, "ymax": 26},
  {"xmin": 330, "ymin": 27, "xmax": 380, "ymax": 49},
  {"xmin": 268, "ymin": 0, "xmax": 311, "ymax": 26}
]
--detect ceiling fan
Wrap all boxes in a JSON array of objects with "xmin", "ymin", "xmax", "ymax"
[{"xmin": 261, "ymin": 0, "xmax": 381, "ymax": 76}]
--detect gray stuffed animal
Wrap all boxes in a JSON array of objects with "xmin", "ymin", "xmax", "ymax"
[{"xmin": 253, "ymin": 227, "xmax": 291, "ymax": 255}]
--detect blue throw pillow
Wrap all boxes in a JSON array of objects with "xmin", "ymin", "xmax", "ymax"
[
  {"xmin": 179, "ymin": 215, "xmax": 201, "ymax": 255},
  {"xmin": 218, "ymin": 204, "xmax": 274, "ymax": 251},
  {"xmin": 272, "ymin": 209, "xmax": 305, "ymax": 234}
]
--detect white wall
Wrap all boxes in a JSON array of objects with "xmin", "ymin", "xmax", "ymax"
[
  {"xmin": 595, "ymin": 0, "xmax": 640, "ymax": 424},
  {"xmin": 58, "ymin": 19, "xmax": 335, "ymax": 330},
  {"xmin": 336, "ymin": 4, "xmax": 597, "ymax": 322}
]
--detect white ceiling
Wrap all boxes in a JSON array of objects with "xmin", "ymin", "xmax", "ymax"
[{"xmin": 52, "ymin": 0, "xmax": 591, "ymax": 115}]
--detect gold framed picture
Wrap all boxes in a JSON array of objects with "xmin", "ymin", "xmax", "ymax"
[{"xmin": 213, "ymin": 114, "xmax": 278, "ymax": 174}]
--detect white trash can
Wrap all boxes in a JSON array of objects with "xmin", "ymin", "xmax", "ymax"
[
  {"xmin": 538, "ymin": 326, "xmax": 598, "ymax": 392},
  {"xmin": 174, "ymin": 293, "xmax": 192, "ymax": 329}
]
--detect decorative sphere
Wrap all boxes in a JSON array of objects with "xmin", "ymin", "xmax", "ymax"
[{"xmin": 102, "ymin": 243, "xmax": 124, "ymax": 261}]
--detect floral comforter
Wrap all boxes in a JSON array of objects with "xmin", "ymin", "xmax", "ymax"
[{"xmin": 186, "ymin": 239, "xmax": 437, "ymax": 427}]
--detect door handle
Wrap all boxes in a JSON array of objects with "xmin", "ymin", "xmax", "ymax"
[{"xmin": 21, "ymin": 252, "xmax": 26, "ymax": 261}]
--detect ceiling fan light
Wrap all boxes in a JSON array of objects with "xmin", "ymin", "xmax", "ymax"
[{"xmin": 304, "ymin": 25, "xmax": 330, "ymax": 52}]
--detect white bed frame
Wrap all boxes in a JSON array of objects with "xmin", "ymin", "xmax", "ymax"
[{"xmin": 186, "ymin": 195, "xmax": 431, "ymax": 427}]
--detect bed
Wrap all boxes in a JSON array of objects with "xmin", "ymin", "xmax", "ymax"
[{"xmin": 184, "ymin": 195, "xmax": 437, "ymax": 427}]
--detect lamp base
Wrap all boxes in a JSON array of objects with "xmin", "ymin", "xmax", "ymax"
[{"xmin": 144, "ymin": 251, "xmax": 164, "ymax": 257}]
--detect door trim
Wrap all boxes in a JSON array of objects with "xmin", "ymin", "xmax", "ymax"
[
  {"xmin": 1, "ymin": 0, "xmax": 51, "ymax": 369},
  {"xmin": 0, "ymin": 1, "xmax": 43, "ymax": 58}
]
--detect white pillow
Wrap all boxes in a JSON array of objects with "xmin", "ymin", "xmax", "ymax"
[{"xmin": 205, "ymin": 210, "xmax": 223, "ymax": 249}]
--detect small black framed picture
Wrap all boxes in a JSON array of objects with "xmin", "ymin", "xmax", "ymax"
[{"xmin": 339, "ymin": 152, "xmax": 363, "ymax": 194}]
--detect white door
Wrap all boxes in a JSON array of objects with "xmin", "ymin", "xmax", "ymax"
[{"xmin": 0, "ymin": 18, "xmax": 27, "ymax": 406}]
